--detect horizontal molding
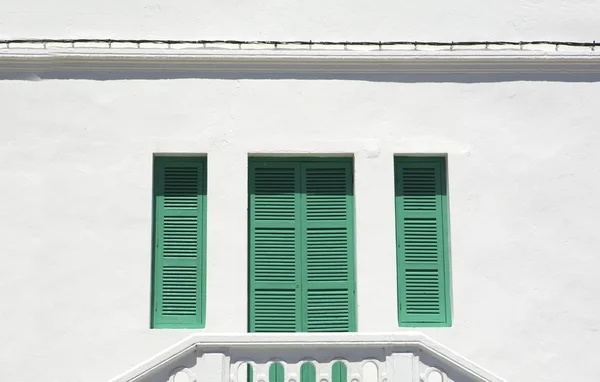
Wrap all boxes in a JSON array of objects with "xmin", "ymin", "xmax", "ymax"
[{"xmin": 1, "ymin": 48, "xmax": 600, "ymax": 74}]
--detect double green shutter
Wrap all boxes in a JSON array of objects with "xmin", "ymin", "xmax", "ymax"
[
  {"xmin": 152, "ymin": 157, "xmax": 207, "ymax": 328},
  {"xmin": 395, "ymin": 157, "xmax": 451, "ymax": 327},
  {"xmin": 249, "ymin": 158, "xmax": 357, "ymax": 332}
]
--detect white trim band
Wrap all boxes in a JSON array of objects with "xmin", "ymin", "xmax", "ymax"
[{"xmin": 1, "ymin": 48, "xmax": 600, "ymax": 74}]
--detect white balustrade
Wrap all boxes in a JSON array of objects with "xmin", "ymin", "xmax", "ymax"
[{"xmin": 110, "ymin": 333, "xmax": 505, "ymax": 382}]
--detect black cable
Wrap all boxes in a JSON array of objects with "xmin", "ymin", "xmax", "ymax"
[{"xmin": 0, "ymin": 39, "xmax": 598, "ymax": 47}]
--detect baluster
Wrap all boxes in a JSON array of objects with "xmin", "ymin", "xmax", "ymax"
[
  {"xmin": 386, "ymin": 354, "xmax": 418, "ymax": 382},
  {"xmin": 362, "ymin": 361, "xmax": 378, "ymax": 382},
  {"xmin": 315, "ymin": 360, "xmax": 333, "ymax": 382},
  {"xmin": 253, "ymin": 362, "xmax": 270, "ymax": 382},
  {"xmin": 284, "ymin": 360, "xmax": 301, "ymax": 382},
  {"xmin": 233, "ymin": 362, "xmax": 249, "ymax": 382},
  {"xmin": 347, "ymin": 360, "xmax": 363, "ymax": 382}
]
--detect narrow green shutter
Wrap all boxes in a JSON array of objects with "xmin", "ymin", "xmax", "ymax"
[
  {"xmin": 395, "ymin": 157, "xmax": 451, "ymax": 327},
  {"xmin": 249, "ymin": 161, "xmax": 302, "ymax": 332},
  {"xmin": 301, "ymin": 161, "xmax": 356, "ymax": 332},
  {"xmin": 300, "ymin": 362, "xmax": 316, "ymax": 382},
  {"xmin": 152, "ymin": 157, "xmax": 207, "ymax": 328},
  {"xmin": 331, "ymin": 362, "xmax": 347, "ymax": 382}
]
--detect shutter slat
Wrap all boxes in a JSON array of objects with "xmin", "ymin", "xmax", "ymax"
[
  {"xmin": 395, "ymin": 158, "xmax": 451, "ymax": 327},
  {"xmin": 152, "ymin": 157, "xmax": 206, "ymax": 328}
]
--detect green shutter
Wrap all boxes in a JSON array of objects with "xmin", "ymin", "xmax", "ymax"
[
  {"xmin": 152, "ymin": 156, "xmax": 207, "ymax": 329},
  {"xmin": 395, "ymin": 157, "xmax": 451, "ymax": 327},
  {"xmin": 249, "ymin": 158, "xmax": 356, "ymax": 333},
  {"xmin": 300, "ymin": 362, "xmax": 316, "ymax": 382},
  {"xmin": 249, "ymin": 161, "xmax": 302, "ymax": 332},
  {"xmin": 301, "ymin": 162, "xmax": 356, "ymax": 332},
  {"xmin": 331, "ymin": 362, "xmax": 347, "ymax": 382},
  {"xmin": 270, "ymin": 363, "xmax": 285, "ymax": 382}
]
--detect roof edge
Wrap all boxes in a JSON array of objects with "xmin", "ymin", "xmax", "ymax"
[{"xmin": 1, "ymin": 47, "xmax": 600, "ymax": 74}]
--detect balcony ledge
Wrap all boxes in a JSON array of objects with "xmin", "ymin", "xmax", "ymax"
[{"xmin": 110, "ymin": 332, "xmax": 505, "ymax": 382}]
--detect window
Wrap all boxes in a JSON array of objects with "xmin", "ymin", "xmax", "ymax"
[
  {"xmin": 248, "ymin": 157, "xmax": 357, "ymax": 332},
  {"xmin": 151, "ymin": 156, "xmax": 207, "ymax": 328},
  {"xmin": 395, "ymin": 156, "xmax": 452, "ymax": 327}
]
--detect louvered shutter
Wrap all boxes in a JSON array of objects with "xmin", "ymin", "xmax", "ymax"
[
  {"xmin": 300, "ymin": 362, "xmax": 316, "ymax": 382},
  {"xmin": 331, "ymin": 362, "xmax": 347, "ymax": 382},
  {"xmin": 270, "ymin": 363, "xmax": 285, "ymax": 382},
  {"xmin": 249, "ymin": 161, "xmax": 302, "ymax": 332},
  {"xmin": 152, "ymin": 157, "xmax": 207, "ymax": 328},
  {"xmin": 301, "ymin": 161, "xmax": 356, "ymax": 332},
  {"xmin": 395, "ymin": 157, "xmax": 451, "ymax": 326}
]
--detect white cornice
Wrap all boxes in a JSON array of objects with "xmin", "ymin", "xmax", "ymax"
[{"xmin": 1, "ymin": 48, "xmax": 600, "ymax": 74}]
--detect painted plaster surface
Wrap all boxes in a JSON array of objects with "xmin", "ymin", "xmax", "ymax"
[
  {"xmin": 0, "ymin": 0, "xmax": 599, "ymax": 41},
  {"xmin": 0, "ymin": 76, "xmax": 599, "ymax": 382}
]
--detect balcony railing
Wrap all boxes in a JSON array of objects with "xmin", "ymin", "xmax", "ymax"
[{"xmin": 110, "ymin": 333, "xmax": 505, "ymax": 382}]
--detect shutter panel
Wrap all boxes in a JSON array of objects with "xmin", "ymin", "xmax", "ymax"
[
  {"xmin": 301, "ymin": 161, "xmax": 356, "ymax": 332},
  {"xmin": 270, "ymin": 363, "xmax": 285, "ymax": 382},
  {"xmin": 395, "ymin": 157, "xmax": 451, "ymax": 326},
  {"xmin": 300, "ymin": 362, "xmax": 316, "ymax": 382},
  {"xmin": 152, "ymin": 157, "xmax": 206, "ymax": 328},
  {"xmin": 331, "ymin": 361, "xmax": 347, "ymax": 382},
  {"xmin": 249, "ymin": 161, "xmax": 302, "ymax": 332}
]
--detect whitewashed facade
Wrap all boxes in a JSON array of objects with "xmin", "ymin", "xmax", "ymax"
[{"xmin": 1, "ymin": 2, "xmax": 600, "ymax": 382}]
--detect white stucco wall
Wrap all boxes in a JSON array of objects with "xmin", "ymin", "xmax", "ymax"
[
  {"xmin": 1, "ymin": 73, "xmax": 599, "ymax": 382},
  {"xmin": 1, "ymin": 0, "xmax": 599, "ymax": 41}
]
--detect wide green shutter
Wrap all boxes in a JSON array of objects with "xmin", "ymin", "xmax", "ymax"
[
  {"xmin": 301, "ymin": 162, "xmax": 356, "ymax": 332},
  {"xmin": 152, "ymin": 157, "xmax": 207, "ymax": 328},
  {"xmin": 249, "ymin": 161, "xmax": 302, "ymax": 332},
  {"xmin": 249, "ymin": 158, "xmax": 356, "ymax": 333},
  {"xmin": 395, "ymin": 157, "xmax": 451, "ymax": 327}
]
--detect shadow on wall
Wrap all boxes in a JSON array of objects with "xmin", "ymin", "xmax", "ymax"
[{"xmin": 1, "ymin": 71, "xmax": 600, "ymax": 83}]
